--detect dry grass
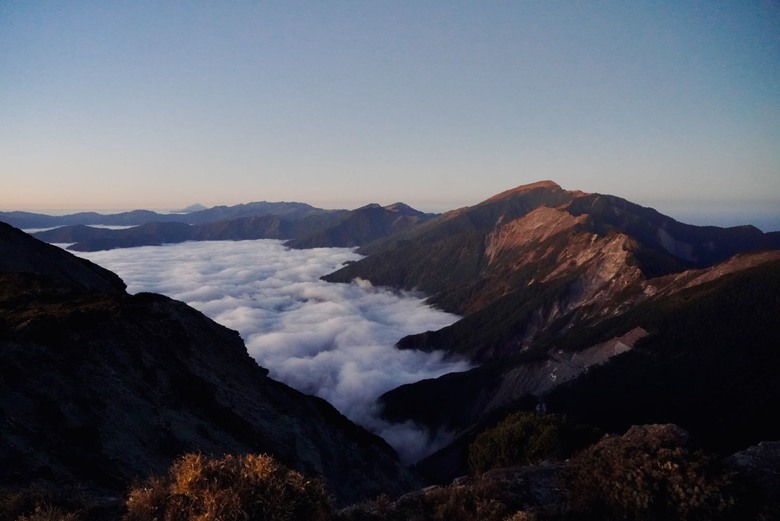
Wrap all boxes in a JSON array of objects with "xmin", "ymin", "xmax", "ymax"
[{"xmin": 124, "ymin": 453, "xmax": 331, "ymax": 521}]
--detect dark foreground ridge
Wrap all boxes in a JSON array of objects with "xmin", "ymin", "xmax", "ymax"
[{"xmin": 0, "ymin": 222, "xmax": 420, "ymax": 507}]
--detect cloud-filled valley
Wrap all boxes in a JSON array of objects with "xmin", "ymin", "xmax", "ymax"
[{"xmin": 74, "ymin": 239, "xmax": 471, "ymax": 462}]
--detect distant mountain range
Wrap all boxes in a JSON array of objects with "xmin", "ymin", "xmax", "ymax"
[
  {"xmin": 9, "ymin": 201, "xmax": 433, "ymax": 251},
  {"xmin": 0, "ymin": 201, "xmax": 325, "ymax": 229}
]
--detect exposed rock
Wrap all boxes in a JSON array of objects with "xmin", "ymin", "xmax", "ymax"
[
  {"xmin": 727, "ymin": 440, "xmax": 780, "ymax": 518},
  {"xmin": 621, "ymin": 423, "xmax": 690, "ymax": 447}
]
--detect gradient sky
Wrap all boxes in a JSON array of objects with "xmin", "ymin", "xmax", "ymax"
[{"xmin": 2, "ymin": 1, "xmax": 779, "ymax": 225}]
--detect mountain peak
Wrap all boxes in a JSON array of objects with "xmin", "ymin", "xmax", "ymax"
[
  {"xmin": 383, "ymin": 202, "xmax": 426, "ymax": 216},
  {"xmin": 176, "ymin": 203, "xmax": 207, "ymax": 213},
  {"xmin": 484, "ymin": 180, "xmax": 564, "ymax": 203}
]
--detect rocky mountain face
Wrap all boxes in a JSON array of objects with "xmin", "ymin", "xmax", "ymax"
[
  {"xmin": 326, "ymin": 180, "xmax": 779, "ymax": 316},
  {"xmin": 0, "ymin": 222, "xmax": 420, "ymax": 505},
  {"xmin": 30, "ymin": 202, "xmax": 433, "ymax": 252},
  {"xmin": 321, "ymin": 181, "xmax": 780, "ymax": 481}
]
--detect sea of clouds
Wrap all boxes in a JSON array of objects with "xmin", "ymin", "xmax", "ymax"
[{"xmin": 74, "ymin": 239, "xmax": 470, "ymax": 463}]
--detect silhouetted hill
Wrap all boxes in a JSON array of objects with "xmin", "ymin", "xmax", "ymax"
[
  {"xmin": 0, "ymin": 223, "xmax": 420, "ymax": 505},
  {"xmin": 0, "ymin": 222, "xmax": 125, "ymax": 292}
]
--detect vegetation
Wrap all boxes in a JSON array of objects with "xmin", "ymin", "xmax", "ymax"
[
  {"xmin": 0, "ymin": 486, "xmax": 92, "ymax": 521},
  {"xmin": 468, "ymin": 412, "xmax": 598, "ymax": 473},
  {"xmin": 335, "ymin": 476, "xmax": 536, "ymax": 521},
  {"xmin": 123, "ymin": 453, "xmax": 331, "ymax": 521},
  {"xmin": 1, "ymin": 428, "xmax": 768, "ymax": 521},
  {"xmin": 566, "ymin": 428, "xmax": 749, "ymax": 521}
]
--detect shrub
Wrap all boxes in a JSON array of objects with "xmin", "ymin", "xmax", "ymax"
[
  {"xmin": 124, "ymin": 453, "xmax": 332, "ymax": 521},
  {"xmin": 426, "ymin": 480, "xmax": 509, "ymax": 521},
  {"xmin": 567, "ymin": 427, "xmax": 748, "ymax": 521},
  {"xmin": 16, "ymin": 505, "xmax": 79, "ymax": 521},
  {"xmin": 468, "ymin": 412, "xmax": 593, "ymax": 473},
  {"xmin": 0, "ymin": 486, "xmax": 85, "ymax": 521},
  {"xmin": 334, "ymin": 476, "xmax": 533, "ymax": 521}
]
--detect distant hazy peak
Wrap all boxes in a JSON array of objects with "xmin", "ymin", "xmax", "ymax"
[{"xmin": 178, "ymin": 203, "xmax": 207, "ymax": 213}]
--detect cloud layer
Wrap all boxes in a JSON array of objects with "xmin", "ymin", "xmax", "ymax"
[{"xmin": 75, "ymin": 240, "xmax": 470, "ymax": 462}]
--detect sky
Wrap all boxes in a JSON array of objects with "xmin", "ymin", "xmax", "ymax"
[
  {"xmin": 74, "ymin": 239, "xmax": 471, "ymax": 463},
  {"xmin": 2, "ymin": 1, "xmax": 779, "ymax": 226}
]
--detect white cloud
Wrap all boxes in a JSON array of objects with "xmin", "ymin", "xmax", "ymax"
[{"xmin": 75, "ymin": 239, "xmax": 470, "ymax": 462}]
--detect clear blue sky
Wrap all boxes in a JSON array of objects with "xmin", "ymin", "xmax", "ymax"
[{"xmin": 2, "ymin": 1, "xmax": 779, "ymax": 225}]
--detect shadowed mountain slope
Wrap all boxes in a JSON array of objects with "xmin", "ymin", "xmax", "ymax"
[
  {"xmin": 381, "ymin": 251, "xmax": 780, "ymax": 432},
  {"xmin": 0, "ymin": 222, "xmax": 420, "ymax": 505},
  {"xmin": 397, "ymin": 253, "xmax": 780, "ymax": 482}
]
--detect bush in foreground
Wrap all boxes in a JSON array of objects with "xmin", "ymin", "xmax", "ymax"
[
  {"xmin": 566, "ymin": 425, "xmax": 750, "ymax": 521},
  {"xmin": 0, "ymin": 486, "xmax": 89, "ymax": 521},
  {"xmin": 124, "ymin": 453, "xmax": 331, "ymax": 521},
  {"xmin": 468, "ymin": 412, "xmax": 598, "ymax": 473}
]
